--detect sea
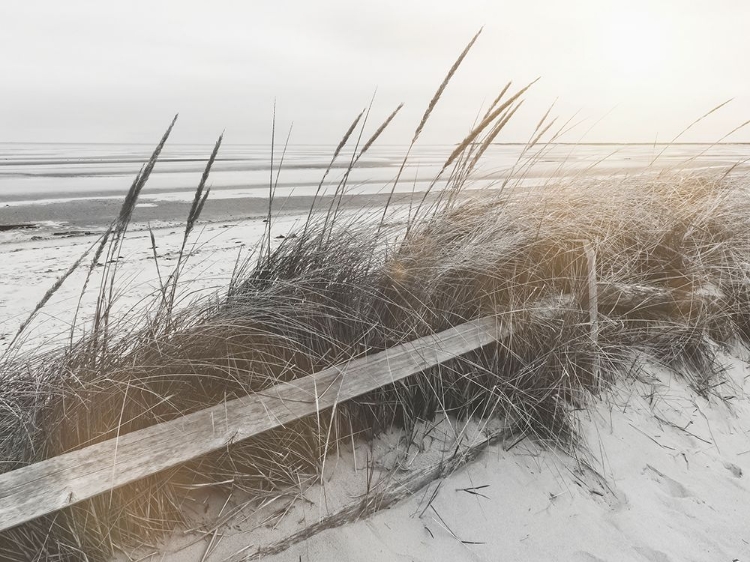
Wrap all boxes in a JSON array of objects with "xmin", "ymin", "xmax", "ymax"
[{"xmin": 1, "ymin": 142, "xmax": 748, "ymax": 239}]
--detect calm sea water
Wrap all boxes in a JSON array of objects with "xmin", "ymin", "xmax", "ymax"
[{"xmin": 2, "ymin": 143, "xmax": 749, "ymax": 207}]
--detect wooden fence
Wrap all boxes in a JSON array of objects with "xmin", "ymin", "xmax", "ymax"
[
  {"xmin": 0, "ymin": 316, "xmax": 507, "ymax": 532},
  {"xmin": 0, "ymin": 279, "xmax": 675, "ymax": 532}
]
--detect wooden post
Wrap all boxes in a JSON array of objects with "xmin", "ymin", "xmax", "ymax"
[{"xmin": 584, "ymin": 242, "xmax": 600, "ymax": 391}]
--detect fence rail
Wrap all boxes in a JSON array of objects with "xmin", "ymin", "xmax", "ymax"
[{"xmin": 0, "ymin": 316, "xmax": 506, "ymax": 532}]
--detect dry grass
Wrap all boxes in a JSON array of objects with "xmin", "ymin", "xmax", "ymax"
[{"xmin": 2, "ymin": 38, "xmax": 750, "ymax": 561}]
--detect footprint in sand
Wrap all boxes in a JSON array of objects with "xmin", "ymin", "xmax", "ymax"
[
  {"xmin": 643, "ymin": 465, "xmax": 691, "ymax": 498},
  {"xmin": 723, "ymin": 461, "xmax": 743, "ymax": 478}
]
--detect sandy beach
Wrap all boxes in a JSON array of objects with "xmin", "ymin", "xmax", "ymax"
[
  {"xmin": 6, "ymin": 2, "xmax": 750, "ymax": 560},
  {"xmin": 5, "ymin": 225, "xmax": 748, "ymax": 562},
  {"xmin": 160, "ymin": 358, "xmax": 750, "ymax": 562},
  {"xmin": 3, "ymin": 159, "xmax": 750, "ymax": 561},
  {"xmin": 3, "ymin": 140, "xmax": 750, "ymax": 562}
]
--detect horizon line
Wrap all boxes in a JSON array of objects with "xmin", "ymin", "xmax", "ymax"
[{"xmin": 2, "ymin": 141, "xmax": 750, "ymax": 147}]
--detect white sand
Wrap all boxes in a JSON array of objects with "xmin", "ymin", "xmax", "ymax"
[
  {"xmin": 2, "ymin": 217, "xmax": 750, "ymax": 562},
  {"xmin": 0, "ymin": 216, "xmax": 304, "ymax": 354},
  {"xmin": 147, "ymin": 354, "xmax": 749, "ymax": 562}
]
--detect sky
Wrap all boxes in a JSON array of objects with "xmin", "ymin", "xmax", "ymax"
[{"xmin": 2, "ymin": 0, "xmax": 750, "ymax": 145}]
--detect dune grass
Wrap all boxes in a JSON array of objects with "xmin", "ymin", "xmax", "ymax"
[{"xmin": 2, "ymin": 37, "xmax": 750, "ymax": 561}]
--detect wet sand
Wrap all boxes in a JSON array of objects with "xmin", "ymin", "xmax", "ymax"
[{"xmin": 0, "ymin": 191, "xmax": 436, "ymax": 238}]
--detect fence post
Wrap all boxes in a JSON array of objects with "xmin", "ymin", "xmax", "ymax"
[{"xmin": 584, "ymin": 242, "xmax": 600, "ymax": 391}]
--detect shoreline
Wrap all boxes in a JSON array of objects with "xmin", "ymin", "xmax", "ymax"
[
  {"xmin": 3, "ymin": 164, "xmax": 743, "ymax": 241},
  {"xmin": 0, "ymin": 191, "xmax": 431, "ymax": 242}
]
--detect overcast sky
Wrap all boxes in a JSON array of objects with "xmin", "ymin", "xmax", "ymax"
[{"xmin": 2, "ymin": 0, "xmax": 750, "ymax": 145}]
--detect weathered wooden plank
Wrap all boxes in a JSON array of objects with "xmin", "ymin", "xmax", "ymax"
[{"xmin": 0, "ymin": 316, "xmax": 506, "ymax": 532}]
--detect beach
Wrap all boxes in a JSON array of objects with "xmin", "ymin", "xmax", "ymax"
[
  {"xmin": 2, "ymin": 142, "xmax": 750, "ymax": 561},
  {"xmin": 5, "ymin": 2, "xmax": 750, "ymax": 560},
  {"xmin": 4, "ymin": 141, "xmax": 747, "ymax": 353}
]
